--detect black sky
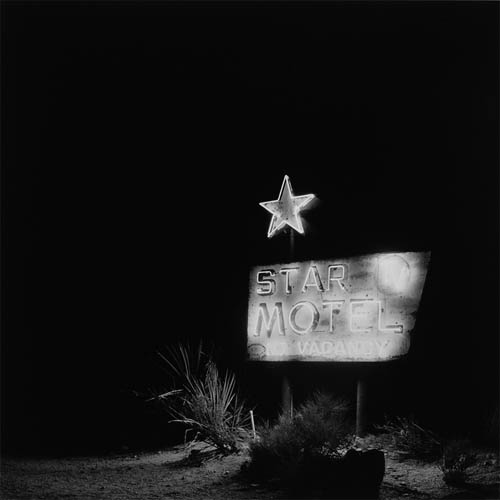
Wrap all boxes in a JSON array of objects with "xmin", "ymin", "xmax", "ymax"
[{"xmin": 2, "ymin": 1, "xmax": 499, "ymax": 455}]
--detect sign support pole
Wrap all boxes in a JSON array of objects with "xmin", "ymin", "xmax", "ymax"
[
  {"xmin": 281, "ymin": 229, "xmax": 295, "ymax": 419},
  {"xmin": 281, "ymin": 374, "xmax": 293, "ymax": 419},
  {"xmin": 356, "ymin": 372, "xmax": 367, "ymax": 437}
]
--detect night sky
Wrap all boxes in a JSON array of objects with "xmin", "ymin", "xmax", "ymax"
[{"xmin": 2, "ymin": 1, "xmax": 499, "ymax": 455}]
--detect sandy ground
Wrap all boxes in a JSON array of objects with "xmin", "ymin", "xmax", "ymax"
[{"xmin": 1, "ymin": 441, "xmax": 499, "ymax": 500}]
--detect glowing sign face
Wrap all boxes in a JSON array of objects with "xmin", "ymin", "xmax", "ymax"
[
  {"xmin": 247, "ymin": 252, "xmax": 430, "ymax": 362},
  {"xmin": 259, "ymin": 175, "xmax": 315, "ymax": 238}
]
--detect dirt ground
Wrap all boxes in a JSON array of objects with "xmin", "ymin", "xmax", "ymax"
[{"xmin": 1, "ymin": 439, "xmax": 499, "ymax": 500}]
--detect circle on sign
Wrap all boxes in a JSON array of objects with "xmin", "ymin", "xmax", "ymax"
[{"xmin": 377, "ymin": 255, "xmax": 411, "ymax": 294}]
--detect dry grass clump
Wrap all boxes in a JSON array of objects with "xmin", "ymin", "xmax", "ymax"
[
  {"xmin": 152, "ymin": 343, "xmax": 251, "ymax": 456},
  {"xmin": 376, "ymin": 415, "xmax": 442, "ymax": 462},
  {"xmin": 439, "ymin": 438, "xmax": 477, "ymax": 485}
]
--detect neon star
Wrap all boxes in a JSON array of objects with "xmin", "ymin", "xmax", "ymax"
[{"xmin": 259, "ymin": 175, "xmax": 315, "ymax": 238}]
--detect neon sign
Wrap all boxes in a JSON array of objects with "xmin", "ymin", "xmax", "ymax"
[
  {"xmin": 247, "ymin": 252, "xmax": 430, "ymax": 362},
  {"xmin": 259, "ymin": 175, "xmax": 315, "ymax": 238}
]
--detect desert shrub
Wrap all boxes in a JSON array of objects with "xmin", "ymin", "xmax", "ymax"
[
  {"xmin": 482, "ymin": 404, "xmax": 499, "ymax": 449},
  {"xmin": 376, "ymin": 415, "xmax": 442, "ymax": 462},
  {"xmin": 152, "ymin": 342, "xmax": 251, "ymax": 455},
  {"xmin": 245, "ymin": 392, "xmax": 354, "ymax": 485},
  {"xmin": 439, "ymin": 438, "xmax": 476, "ymax": 485}
]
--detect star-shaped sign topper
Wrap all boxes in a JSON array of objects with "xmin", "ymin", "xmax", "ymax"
[{"xmin": 259, "ymin": 175, "xmax": 315, "ymax": 238}]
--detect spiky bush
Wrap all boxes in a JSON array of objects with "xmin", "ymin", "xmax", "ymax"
[
  {"xmin": 376, "ymin": 415, "xmax": 442, "ymax": 462},
  {"xmin": 439, "ymin": 438, "xmax": 476, "ymax": 485},
  {"xmin": 245, "ymin": 392, "xmax": 354, "ymax": 485},
  {"xmin": 153, "ymin": 343, "xmax": 251, "ymax": 455}
]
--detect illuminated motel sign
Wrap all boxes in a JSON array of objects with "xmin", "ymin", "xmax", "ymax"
[{"xmin": 247, "ymin": 252, "xmax": 430, "ymax": 361}]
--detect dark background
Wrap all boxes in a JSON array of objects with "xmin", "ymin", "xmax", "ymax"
[{"xmin": 2, "ymin": 1, "xmax": 499, "ymax": 456}]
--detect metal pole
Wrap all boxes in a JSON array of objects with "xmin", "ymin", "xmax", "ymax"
[
  {"xmin": 250, "ymin": 410, "xmax": 256, "ymax": 439},
  {"xmin": 281, "ymin": 374, "xmax": 292, "ymax": 418},
  {"xmin": 289, "ymin": 228, "xmax": 295, "ymax": 261},
  {"xmin": 356, "ymin": 375, "xmax": 367, "ymax": 437},
  {"xmin": 281, "ymin": 228, "xmax": 295, "ymax": 419}
]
